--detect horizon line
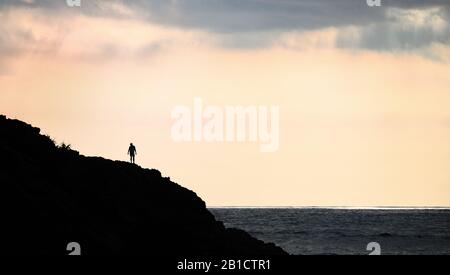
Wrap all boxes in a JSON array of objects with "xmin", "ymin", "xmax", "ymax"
[{"xmin": 207, "ymin": 206, "xmax": 450, "ymax": 210}]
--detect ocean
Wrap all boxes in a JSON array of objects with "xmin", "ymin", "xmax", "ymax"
[{"xmin": 209, "ymin": 208, "xmax": 450, "ymax": 255}]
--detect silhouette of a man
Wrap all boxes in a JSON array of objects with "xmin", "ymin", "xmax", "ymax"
[{"xmin": 128, "ymin": 143, "xmax": 137, "ymax": 164}]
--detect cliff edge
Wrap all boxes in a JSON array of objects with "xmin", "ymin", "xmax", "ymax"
[{"xmin": 0, "ymin": 115, "xmax": 287, "ymax": 256}]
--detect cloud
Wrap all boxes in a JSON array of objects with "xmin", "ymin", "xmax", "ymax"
[
  {"xmin": 0, "ymin": 4, "xmax": 211, "ymax": 68},
  {"xmin": 1, "ymin": 1, "xmax": 448, "ymax": 31},
  {"xmin": 337, "ymin": 6, "xmax": 450, "ymax": 52},
  {"xmin": 0, "ymin": 0, "xmax": 137, "ymax": 19},
  {"xmin": 132, "ymin": 0, "xmax": 450, "ymax": 53},
  {"xmin": 135, "ymin": 40, "xmax": 169, "ymax": 58},
  {"xmin": 131, "ymin": 0, "xmax": 384, "ymax": 33},
  {"xmin": 0, "ymin": 0, "xmax": 449, "ymax": 55},
  {"xmin": 0, "ymin": 7, "xmax": 69, "ymax": 57},
  {"xmin": 0, "ymin": 61, "xmax": 10, "ymax": 76}
]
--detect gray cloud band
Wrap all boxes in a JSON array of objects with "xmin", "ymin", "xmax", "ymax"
[{"xmin": 1, "ymin": 0, "xmax": 449, "ymax": 52}]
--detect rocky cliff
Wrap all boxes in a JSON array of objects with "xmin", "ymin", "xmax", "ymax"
[{"xmin": 0, "ymin": 115, "xmax": 287, "ymax": 256}]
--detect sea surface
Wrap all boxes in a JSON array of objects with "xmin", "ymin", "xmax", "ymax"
[{"xmin": 209, "ymin": 208, "xmax": 450, "ymax": 255}]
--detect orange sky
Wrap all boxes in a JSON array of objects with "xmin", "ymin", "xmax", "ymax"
[{"xmin": 1, "ymin": 3, "xmax": 449, "ymax": 206}]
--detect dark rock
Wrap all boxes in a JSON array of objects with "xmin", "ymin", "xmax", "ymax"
[{"xmin": 0, "ymin": 115, "xmax": 287, "ymax": 256}]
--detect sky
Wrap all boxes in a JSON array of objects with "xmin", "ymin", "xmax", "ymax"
[{"xmin": 0, "ymin": 0, "xmax": 449, "ymax": 206}]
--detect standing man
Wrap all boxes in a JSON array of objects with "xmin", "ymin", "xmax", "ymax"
[{"xmin": 128, "ymin": 143, "xmax": 137, "ymax": 164}]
